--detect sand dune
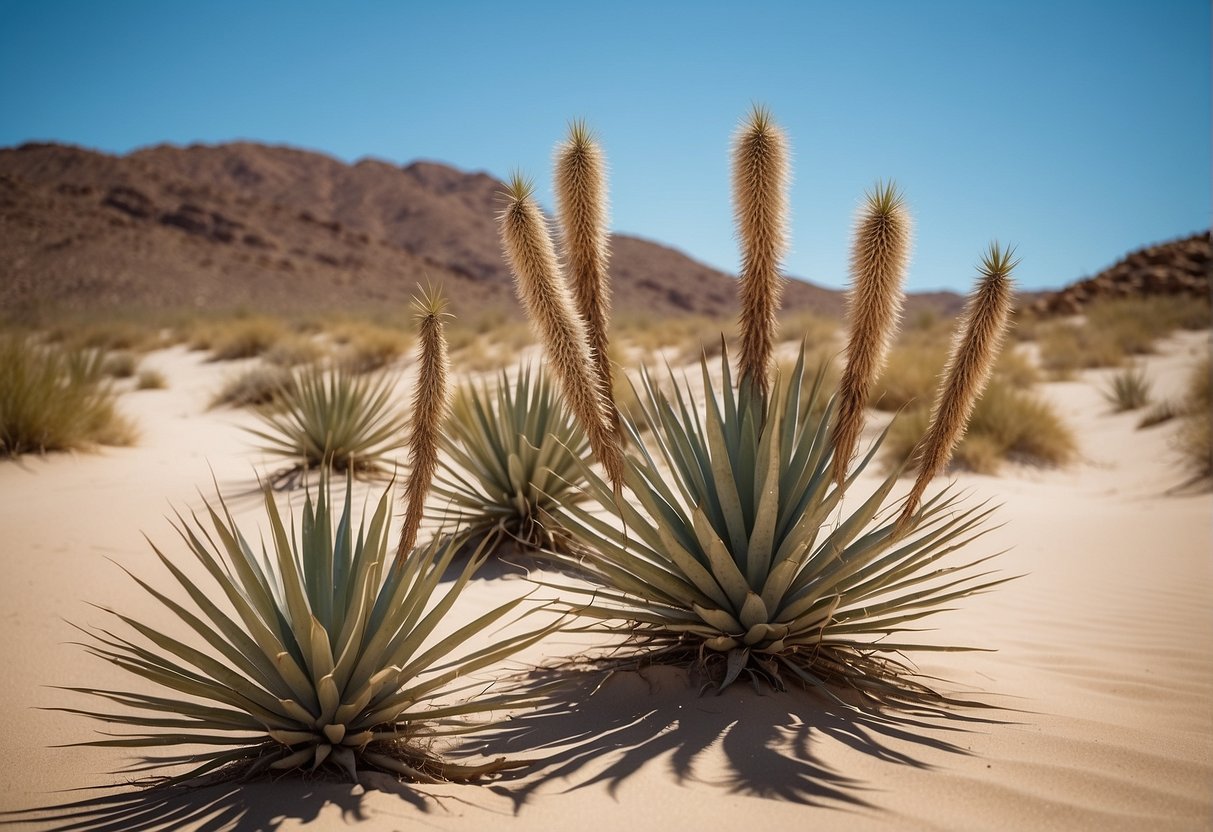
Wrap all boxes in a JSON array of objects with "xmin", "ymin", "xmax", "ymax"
[{"xmin": 0, "ymin": 331, "xmax": 1209, "ymax": 831}]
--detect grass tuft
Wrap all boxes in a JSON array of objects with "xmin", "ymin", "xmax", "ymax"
[
  {"xmin": 1, "ymin": 337, "xmax": 135, "ymax": 457},
  {"xmin": 211, "ymin": 364, "xmax": 297, "ymax": 409},
  {"xmin": 1101, "ymin": 365, "xmax": 1152, "ymax": 412}
]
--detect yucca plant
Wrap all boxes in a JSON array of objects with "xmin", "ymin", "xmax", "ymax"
[
  {"xmin": 248, "ymin": 363, "xmax": 409, "ymax": 486},
  {"xmin": 434, "ymin": 363, "xmax": 590, "ymax": 552},
  {"xmin": 502, "ymin": 109, "xmax": 1017, "ymax": 700},
  {"xmin": 551, "ymin": 347, "xmax": 1004, "ymax": 698},
  {"xmin": 57, "ymin": 474, "xmax": 555, "ymax": 784}
]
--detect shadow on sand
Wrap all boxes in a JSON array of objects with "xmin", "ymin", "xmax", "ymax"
[
  {"xmin": 467, "ymin": 664, "xmax": 1007, "ymax": 814},
  {"xmin": 6, "ymin": 665, "xmax": 1009, "ymax": 830}
]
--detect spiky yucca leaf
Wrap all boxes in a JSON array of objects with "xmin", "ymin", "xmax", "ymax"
[
  {"xmin": 553, "ymin": 345, "xmax": 1007, "ymax": 699},
  {"xmin": 60, "ymin": 474, "xmax": 555, "ymax": 785},
  {"xmin": 247, "ymin": 363, "xmax": 409, "ymax": 486},
  {"xmin": 434, "ymin": 363, "xmax": 590, "ymax": 552}
]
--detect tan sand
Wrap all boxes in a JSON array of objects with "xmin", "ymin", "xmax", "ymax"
[{"xmin": 0, "ymin": 332, "xmax": 1209, "ymax": 831}]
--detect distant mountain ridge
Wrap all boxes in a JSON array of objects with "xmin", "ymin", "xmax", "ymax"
[{"xmin": 1, "ymin": 140, "xmax": 956, "ymax": 323}]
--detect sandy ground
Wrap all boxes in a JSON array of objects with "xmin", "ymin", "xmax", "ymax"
[{"xmin": 0, "ymin": 331, "xmax": 1209, "ymax": 831}]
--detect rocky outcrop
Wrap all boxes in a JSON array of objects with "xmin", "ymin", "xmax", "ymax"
[{"xmin": 1030, "ymin": 232, "xmax": 1210, "ymax": 316}]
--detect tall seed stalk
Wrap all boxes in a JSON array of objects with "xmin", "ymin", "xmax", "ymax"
[
  {"xmin": 555, "ymin": 120, "xmax": 621, "ymax": 438},
  {"xmin": 394, "ymin": 287, "xmax": 450, "ymax": 565},
  {"xmin": 832, "ymin": 182, "xmax": 912, "ymax": 484},
  {"xmin": 499, "ymin": 174, "xmax": 625, "ymax": 489},
  {"xmin": 733, "ymin": 105, "xmax": 790, "ymax": 397},
  {"xmin": 899, "ymin": 244, "xmax": 1016, "ymax": 527}
]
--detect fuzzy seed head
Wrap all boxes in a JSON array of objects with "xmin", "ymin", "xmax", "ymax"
[
  {"xmin": 555, "ymin": 120, "xmax": 621, "ymax": 440},
  {"xmin": 898, "ymin": 243, "xmax": 1017, "ymax": 528},
  {"xmin": 498, "ymin": 179, "xmax": 625, "ymax": 489},
  {"xmin": 733, "ymin": 105, "xmax": 790, "ymax": 397},
  {"xmin": 831, "ymin": 181, "xmax": 912, "ymax": 485},
  {"xmin": 395, "ymin": 286, "xmax": 450, "ymax": 564}
]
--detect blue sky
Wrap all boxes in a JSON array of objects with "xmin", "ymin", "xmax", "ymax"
[{"xmin": 1, "ymin": 1, "xmax": 1208, "ymax": 292}]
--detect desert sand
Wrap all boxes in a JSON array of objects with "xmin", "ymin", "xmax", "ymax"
[{"xmin": 0, "ymin": 330, "xmax": 1209, "ymax": 831}]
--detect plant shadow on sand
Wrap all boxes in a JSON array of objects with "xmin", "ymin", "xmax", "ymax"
[
  {"xmin": 5, "ymin": 666, "xmax": 1011, "ymax": 830},
  {"xmin": 468, "ymin": 663, "xmax": 1010, "ymax": 815},
  {"xmin": 1, "ymin": 770, "xmax": 445, "ymax": 832}
]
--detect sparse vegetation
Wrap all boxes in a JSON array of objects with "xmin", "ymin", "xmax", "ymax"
[
  {"xmin": 333, "ymin": 324, "xmax": 411, "ymax": 374},
  {"xmin": 885, "ymin": 377, "xmax": 1076, "ymax": 474},
  {"xmin": 1, "ymin": 337, "xmax": 135, "ymax": 457},
  {"xmin": 263, "ymin": 335, "xmax": 325, "ymax": 367},
  {"xmin": 1174, "ymin": 356, "xmax": 1212, "ymax": 482},
  {"xmin": 206, "ymin": 317, "xmax": 288, "ymax": 361},
  {"xmin": 135, "ymin": 368, "xmax": 167, "ymax": 390},
  {"xmin": 1101, "ymin": 365, "xmax": 1152, "ymax": 412},
  {"xmin": 211, "ymin": 364, "xmax": 297, "ymax": 409},
  {"xmin": 101, "ymin": 350, "xmax": 139, "ymax": 379}
]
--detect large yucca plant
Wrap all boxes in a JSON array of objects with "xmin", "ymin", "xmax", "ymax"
[
  {"xmin": 248, "ymin": 363, "xmax": 409, "ymax": 487},
  {"xmin": 58, "ymin": 474, "xmax": 554, "ymax": 785},
  {"xmin": 502, "ymin": 110, "xmax": 1016, "ymax": 700},
  {"xmin": 552, "ymin": 348, "xmax": 1005, "ymax": 698},
  {"xmin": 434, "ymin": 363, "xmax": 590, "ymax": 552}
]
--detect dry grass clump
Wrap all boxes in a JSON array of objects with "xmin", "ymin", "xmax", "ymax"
[
  {"xmin": 206, "ymin": 317, "xmax": 288, "ymax": 361},
  {"xmin": 333, "ymin": 325, "xmax": 411, "ymax": 374},
  {"xmin": 1036, "ymin": 321, "xmax": 1126, "ymax": 378},
  {"xmin": 135, "ymin": 368, "xmax": 167, "ymax": 390},
  {"xmin": 1101, "ymin": 365, "xmax": 1152, "ymax": 412},
  {"xmin": 779, "ymin": 308, "xmax": 838, "ymax": 351},
  {"xmin": 49, "ymin": 319, "xmax": 165, "ymax": 353},
  {"xmin": 453, "ymin": 337, "xmax": 518, "ymax": 374},
  {"xmin": 210, "ymin": 364, "xmax": 297, "ymax": 409},
  {"xmin": 885, "ymin": 376, "xmax": 1076, "ymax": 474},
  {"xmin": 263, "ymin": 334, "xmax": 326, "ymax": 368},
  {"xmin": 1172, "ymin": 356, "xmax": 1211, "ymax": 482},
  {"xmin": 1, "ymin": 337, "xmax": 136, "ymax": 456},
  {"xmin": 101, "ymin": 350, "xmax": 139, "ymax": 379}
]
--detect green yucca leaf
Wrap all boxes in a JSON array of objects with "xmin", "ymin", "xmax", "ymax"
[
  {"xmin": 246, "ymin": 363, "xmax": 409, "ymax": 485},
  {"xmin": 433, "ymin": 363, "xmax": 590, "ymax": 552},
  {"xmin": 62, "ymin": 472, "xmax": 556, "ymax": 785},
  {"xmin": 553, "ymin": 344, "xmax": 1006, "ymax": 701}
]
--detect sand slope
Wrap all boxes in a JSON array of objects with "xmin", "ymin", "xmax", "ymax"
[{"xmin": 0, "ymin": 332, "xmax": 1209, "ymax": 831}]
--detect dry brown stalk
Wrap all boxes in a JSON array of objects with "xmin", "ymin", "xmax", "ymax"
[
  {"xmin": 898, "ymin": 245, "xmax": 1017, "ymax": 529},
  {"xmin": 831, "ymin": 183, "xmax": 912, "ymax": 485},
  {"xmin": 555, "ymin": 120, "xmax": 621, "ymax": 440},
  {"xmin": 733, "ymin": 105, "xmax": 790, "ymax": 397},
  {"xmin": 395, "ymin": 288, "xmax": 450, "ymax": 565},
  {"xmin": 499, "ymin": 175, "xmax": 625, "ymax": 489}
]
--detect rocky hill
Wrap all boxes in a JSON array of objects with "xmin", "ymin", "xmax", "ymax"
[
  {"xmin": 0, "ymin": 141, "xmax": 870, "ymax": 324},
  {"xmin": 1028, "ymin": 231, "xmax": 1210, "ymax": 316}
]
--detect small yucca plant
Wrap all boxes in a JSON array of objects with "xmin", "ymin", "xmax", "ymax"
[
  {"xmin": 248, "ymin": 363, "xmax": 409, "ymax": 486},
  {"xmin": 58, "ymin": 474, "xmax": 553, "ymax": 785},
  {"xmin": 434, "ymin": 363, "xmax": 590, "ymax": 552}
]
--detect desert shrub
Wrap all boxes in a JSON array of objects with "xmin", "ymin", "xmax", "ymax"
[
  {"xmin": 64, "ymin": 474, "xmax": 549, "ymax": 784},
  {"xmin": 207, "ymin": 317, "xmax": 288, "ymax": 361},
  {"xmin": 101, "ymin": 350, "xmax": 139, "ymax": 379},
  {"xmin": 247, "ymin": 364, "xmax": 409, "ymax": 484},
  {"xmin": 135, "ymin": 368, "xmax": 167, "ymax": 390},
  {"xmin": 1036, "ymin": 321, "xmax": 1125, "ymax": 378},
  {"xmin": 1101, "ymin": 365, "xmax": 1152, "ymax": 412},
  {"xmin": 0, "ymin": 337, "xmax": 135, "ymax": 456},
  {"xmin": 49, "ymin": 320, "xmax": 163, "ymax": 353},
  {"xmin": 211, "ymin": 364, "xmax": 297, "ymax": 409},
  {"xmin": 884, "ymin": 378, "xmax": 1076, "ymax": 474},
  {"xmin": 1174, "ymin": 357, "xmax": 1212, "ymax": 481},
  {"xmin": 993, "ymin": 345, "xmax": 1041, "ymax": 388},
  {"xmin": 454, "ymin": 336, "xmax": 517, "ymax": 374},
  {"xmin": 872, "ymin": 341, "xmax": 946, "ymax": 411},
  {"xmin": 263, "ymin": 335, "xmax": 325, "ymax": 367},
  {"xmin": 335, "ymin": 326, "xmax": 411, "ymax": 374},
  {"xmin": 779, "ymin": 309, "xmax": 838, "ymax": 351},
  {"xmin": 434, "ymin": 364, "xmax": 589, "ymax": 551}
]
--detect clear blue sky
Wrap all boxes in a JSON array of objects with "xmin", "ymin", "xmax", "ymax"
[{"xmin": 1, "ymin": 1, "xmax": 1208, "ymax": 292}]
